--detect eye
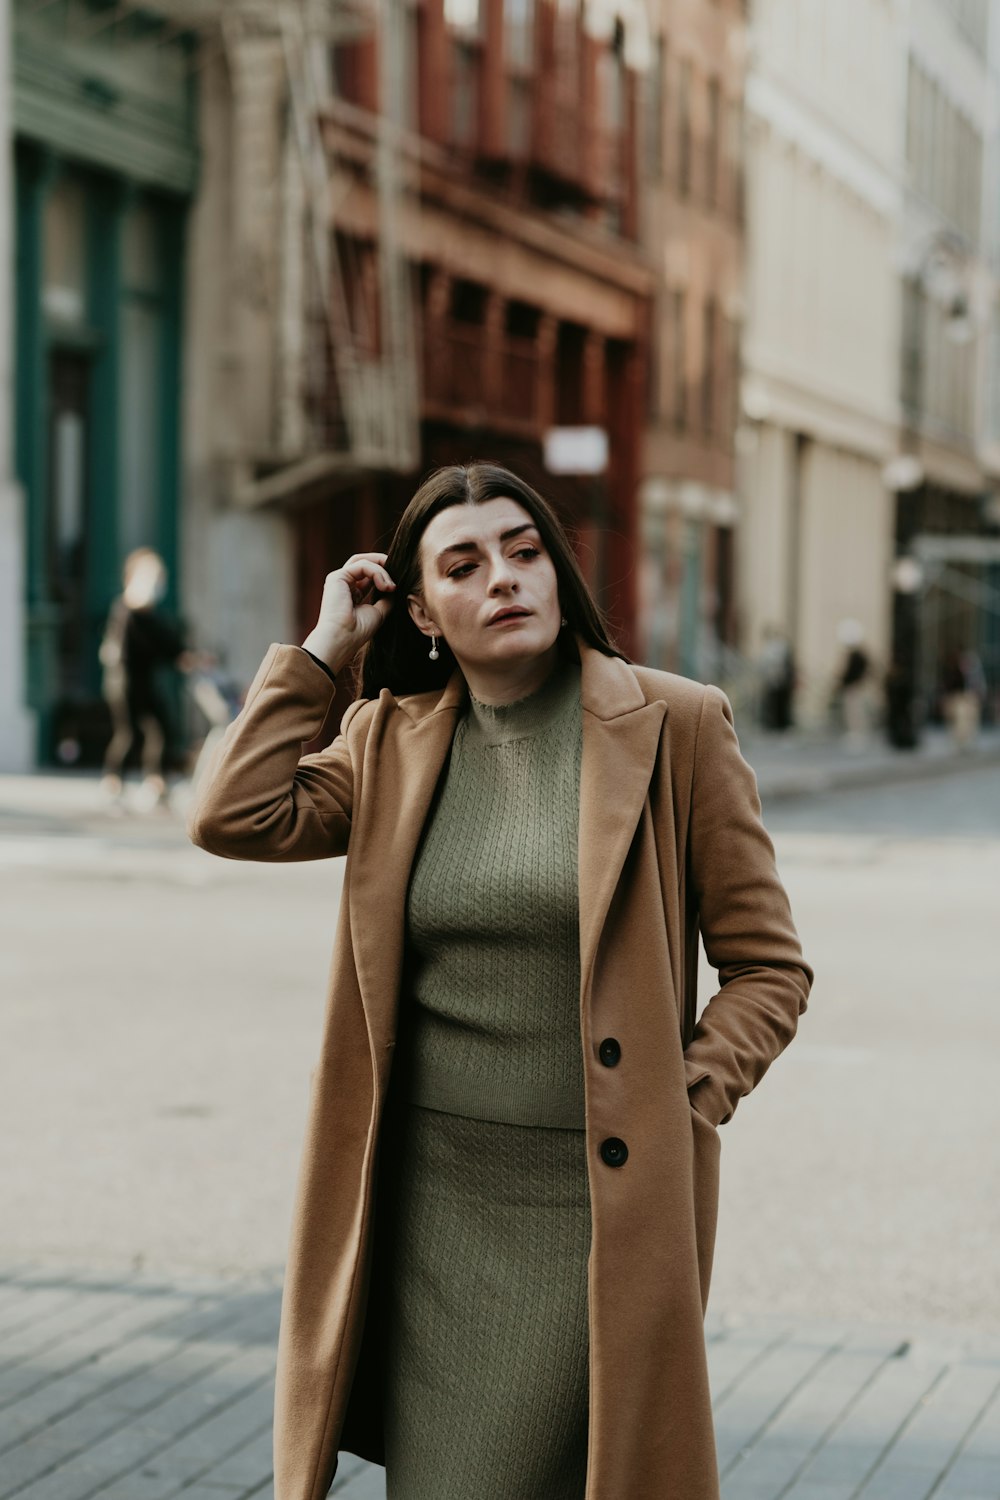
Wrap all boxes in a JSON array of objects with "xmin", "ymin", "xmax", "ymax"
[{"xmin": 446, "ymin": 549, "xmax": 539, "ymax": 576}]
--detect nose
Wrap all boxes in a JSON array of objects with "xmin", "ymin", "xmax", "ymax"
[{"xmin": 486, "ymin": 553, "xmax": 518, "ymax": 593}]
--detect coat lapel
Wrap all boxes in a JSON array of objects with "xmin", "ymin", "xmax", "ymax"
[{"xmin": 347, "ymin": 632, "xmax": 668, "ymax": 1068}]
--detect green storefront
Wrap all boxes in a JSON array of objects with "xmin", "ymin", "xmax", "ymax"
[{"xmin": 12, "ymin": 0, "xmax": 197, "ymax": 765}]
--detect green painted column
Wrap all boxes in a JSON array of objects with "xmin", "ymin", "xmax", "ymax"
[
  {"xmin": 157, "ymin": 196, "xmax": 186, "ymax": 615},
  {"xmin": 83, "ymin": 173, "xmax": 126, "ymax": 697},
  {"xmin": 156, "ymin": 195, "xmax": 188, "ymax": 762},
  {"xmin": 15, "ymin": 141, "xmax": 56, "ymax": 757}
]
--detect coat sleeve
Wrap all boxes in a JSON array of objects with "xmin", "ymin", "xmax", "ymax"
[
  {"xmin": 682, "ymin": 684, "xmax": 814, "ymax": 1127},
  {"xmin": 187, "ymin": 643, "xmax": 371, "ymax": 862}
]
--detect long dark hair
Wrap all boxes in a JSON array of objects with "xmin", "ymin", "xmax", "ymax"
[{"xmin": 356, "ymin": 462, "xmax": 628, "ymax": 700}]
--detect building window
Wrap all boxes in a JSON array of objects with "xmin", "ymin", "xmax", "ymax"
[
  {"xmin": 727, "ymin": 97, "xmax": 744, "ymax": 221},
  {"xmin": 43, "ymin": 176, "xmax": 87, "ymax": 327},
  {"xmin": 400, "ymin": 0, "xmax": 420, "ymax": 132},
  {"xmin": 928, "ymin": 80, "xmax": 943, "ymax": 210},
  {"xmin": 912, "ymin": 62, "xmax": 929, "ymax": 199},
  {"xmin": 678, "ymin": 58, "xmax": 692, "ymax": 199},
  {"xmin": 725, "ymin": 314, "xmax": 741, "ymax": 441},
  {"xmin": 966, "ymin": 123, "xmax": 982, "ymax": 243},
  {"xmin": 905, "ymin": 56, "xmax": 918, "ymax": 173},
  {"xmin": 648, "ymin": 300, "xmax": 661, "ymax": 420},
  {"xmin": 445, "ymin": 0, "xmax": 479, "ymax": 23},
  {"xmin": 598, "ymin": 18, "xmax": 628, "ymax": 230},
  {"xmin": 505, "ymin": 0, "xmax": 534, "ymax": 69},
  {"xmin": 714, "ymin": 524, "xmax": 735, "ymax": 649},
  {"xmin": 645, "ymin": 34, "xmax": 665, "ymax": 181},
  {"xmin": 706, "ymin": 77, "xmax": 720, "ymax": 208},
  {"xmin": 671, "ymin": 289, "xmax": 687, "ymax": 429},
  {"xmin": 506, "ymin": 0, "xmax": 535, "ymax": 157},
  {"xmin": 447, "ymin": 0, "xmax": 482, "ymax": 150},
  {"xmin": 901, "ymin": 275, "xmax": 924, "ymax": 418},
  {"xmin": 701, "ymin": 298, "xmax": 716, "ymax": 435}
]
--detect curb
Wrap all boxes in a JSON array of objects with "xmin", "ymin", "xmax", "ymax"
[{"xmin": 749, "ymin": 741, "xmax": 1000, "ymax": 802}]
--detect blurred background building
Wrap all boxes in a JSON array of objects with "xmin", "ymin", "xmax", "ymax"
[
  {"xmin": 2, "ymin": 0, "xmax": 999, "ymax": 767},
  {"xmin": 6, "ymin": 0, "xmax": 197, "ymax": 767},
  {"xmin": 738, "ymin": 0, "xmax": 902, "ymax": 727},
  {"xmin": 637, "ymin": 0, "xmax": 745, "ymax": 685},
  {"xmin": 0, "ymin": 0, "xmax": 33, "ymax": 771},
  {"xmin": 889, "ymin": 0, "xmax": 1000, "ymax": 732},
  {"xmin": 4, "ymin": 0, "xmax": 655, "ymax": 765},
  {"xmin": 739, "ymin": 0, "xmax": 1000, "ymax": 728}
]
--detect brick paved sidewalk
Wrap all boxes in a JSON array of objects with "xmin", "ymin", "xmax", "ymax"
[{"xmin": 1, "ymin": 1265, "xmax": 998, "ymax": 1500}]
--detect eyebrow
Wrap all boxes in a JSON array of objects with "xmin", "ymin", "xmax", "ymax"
[{"xmin": 434, "ymin": 522, "xmax": 540, "ymax": 567}]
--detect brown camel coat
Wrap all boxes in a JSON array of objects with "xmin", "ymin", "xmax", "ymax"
[{"xmin": 187, "ymin": 630, "xmax": 814, "ymax": 1500}]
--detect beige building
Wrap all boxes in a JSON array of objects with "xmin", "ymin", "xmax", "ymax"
[
  {"xmin": 0, "ymin": 0, "xmax": 33, "ymax": 770},
  {"xmin": 739, "ymin": 0, "xmax": 904, "ymax": 727}
]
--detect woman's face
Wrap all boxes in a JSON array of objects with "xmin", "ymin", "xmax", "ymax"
[
  {"xmin": 125, "ymin": 555, "xmax": 167, "ymax": 609},
  {"xmin": 407, "ymin": 497, "xmax": 563, "ymax": 672}
]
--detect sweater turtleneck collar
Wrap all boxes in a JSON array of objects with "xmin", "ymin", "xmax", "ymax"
[{"xmin": 460, "ymin": 650, "xmax": 581, "ymax": 748}]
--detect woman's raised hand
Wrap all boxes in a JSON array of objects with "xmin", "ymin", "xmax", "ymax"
[{"xmin": 301, "ymin": 553, "xmax": 397, "ymax": 673}]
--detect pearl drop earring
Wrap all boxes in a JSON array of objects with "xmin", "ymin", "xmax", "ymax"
[{"xmin": 428, "ymin": 634, "xmax": 439, "ymax": 661}]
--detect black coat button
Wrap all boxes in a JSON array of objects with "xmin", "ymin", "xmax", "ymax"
[
  {"xmin": 600, "ymin": 1137, "xmax": 628, "ymax": 1167},
  {"xmin": 598, "ymin": 1037, "xmax": 621, "ymax": 1067}
]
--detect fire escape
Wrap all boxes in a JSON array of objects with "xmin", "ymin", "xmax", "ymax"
[{"xmin": 127, "ymin": 0, "xmax": 422, "ymax": 500}]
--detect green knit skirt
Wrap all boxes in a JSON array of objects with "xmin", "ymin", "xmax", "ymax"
[{"xmin": 375, "ymin": 1098, "xmax": 592, "ymax": 1500}]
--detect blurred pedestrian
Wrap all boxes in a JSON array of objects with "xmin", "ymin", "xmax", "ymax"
[
  {"xmin": 187, "ymin": 461, "xmax": 813, "ymax": 1500},
  {"xmin": 99, "ymin": 547, "xmax": 197, "ymax": 810},
  {"xmin": 835, "ymin": 618, "xmax": 874, "ymax": 750},
  {"xmin": 941, "ymin": 647, "xmax": 984, "ymax": 750},
  {"xmin": 759, "ymin": 623, "xmax": 795, "ymax": 731}
]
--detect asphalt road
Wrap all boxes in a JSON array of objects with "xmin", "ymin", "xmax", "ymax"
[
  {"xmin": 716, "ymin": 763, "xmax": 1000, "ymax": 1330},
  {"xmin": 2, "ymin": 765, "xmax": 998, "ymax": 1333}
]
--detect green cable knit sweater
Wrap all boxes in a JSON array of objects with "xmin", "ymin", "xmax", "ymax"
[{"xmin": 396, "ymin": 649, "xmax": 585, "ymax": 1130}]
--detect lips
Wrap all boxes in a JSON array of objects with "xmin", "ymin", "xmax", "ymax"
[{"xmin": 487, "ymin": 608, "xmax": 531, "ymax": 626}]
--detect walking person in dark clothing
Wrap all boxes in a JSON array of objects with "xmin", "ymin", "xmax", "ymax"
[
  {"xmin": 100, "ymin": 547, "xmax": 196, "ymax": 810},
  {"xmin": 835, "ymin": 618, "xmax": 874, "ymax": 748},
  {"xmin": 759, "ymin": 624, "xmax": 796, "ymax": 731}
]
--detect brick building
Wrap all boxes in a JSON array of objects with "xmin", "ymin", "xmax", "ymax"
[
  {"xmin": 637, "ymin": 0, "xmax": 746, "ymax": 682},
  {"xmin": 182, "ymin": 0, "xmax": 656, "ymax": 736}
]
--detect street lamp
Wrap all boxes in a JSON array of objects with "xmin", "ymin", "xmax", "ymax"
[
  {"xmin": 887, "ymin": 228, "xmax": 979, "ymax": 727},
  {"xmin": 891, "ymin": 555, "xmax": 924, "ymax": 595}
]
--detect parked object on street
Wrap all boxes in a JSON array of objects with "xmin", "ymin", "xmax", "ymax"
[{"xmin": 187, "ymin": 461, "xmax": 814, "ymax": 1500}]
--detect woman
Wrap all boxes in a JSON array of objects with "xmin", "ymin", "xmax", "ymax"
[
  {"xmin": 100, "ymin": 547, "xmax": 195, "ymax": 809},
  {"xmin": 188, "ymin": 463, "xmax": 814, "ymax": 1500}
]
